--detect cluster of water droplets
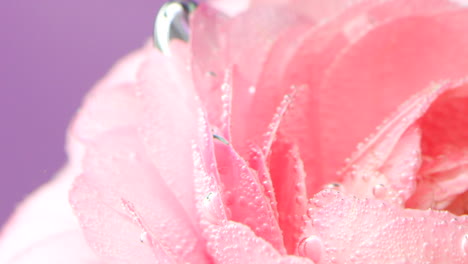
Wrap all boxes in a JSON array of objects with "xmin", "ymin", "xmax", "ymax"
[{"xmin": 262, "ymin": 85, "xmax": 300, "ymax": 154}]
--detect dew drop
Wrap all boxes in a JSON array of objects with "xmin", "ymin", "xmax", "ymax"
[
  {"xmin": 306, "ymin": 207, "xmax": 314, "ymax": 218},
  {"xmin": 312, "ymin": 218, "xmax": 322, "ymax": 227},
  {"xmin": 462, "ymin": 233, "xmax": 468, "ymax": 255},
  {"xmin": 361, "ymin": 172, "xmax": 370, "ymax": 182},
  {"xmin": 140, "ymin": 231, "xmax": 149, "ymax": 243},
  {"xmin": 296, "ymin": 196, "xmax": 306, "ymax": 205},
  {"xmin": 248, "ymin": 86, "xmax": 256, "ymax": 94},
  {"xmin": 204, "ymin": 192, "xmax": 215, "ymax": 205},
  {"xmin": 372, "ymin": 184, "xmax": 387, "ymax": 199},
  {"xmin": 356, "ymin": 142, "xmax": 365, "ymax": 150},
  {"xmin": 324, "ymin": 183, "xmax": 343, "ymax": 191},
  {"xmin": 298, "ymin": 235, "xmax": 323, "ymax": 263}
]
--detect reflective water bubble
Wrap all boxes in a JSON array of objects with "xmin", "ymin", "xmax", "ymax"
[
  {"xmin": 462, "ymin": 233, "xmax": 468, "ymax": 255},
  {"xmin": 298, "ymin": 235, "xmax": 324, "ymax": 263},
  {"xmin": 372, "ymin": 184, "xmax": 388, "ymax": 199},
  {"xmin": 324, "ymin": 183, "xmax": 343, "ymax": 192},
  {"xmin": 140, "ymin": 231, "xmax": 149, "ymax": 244}
]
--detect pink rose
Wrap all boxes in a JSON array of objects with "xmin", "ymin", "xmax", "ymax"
[{"xmin": 2, "ymin": 0, "xmax": 468, "ymax": 263}]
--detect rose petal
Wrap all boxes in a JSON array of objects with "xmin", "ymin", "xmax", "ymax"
[
  {"xmin": 94, "ymin": 42, "xmax": 152, "ymax": 90},
  {"xmin": 279, "ymin": 0, "xmax": 458, "ymax": 195},
  {"xmin": 248, "ymin": 147, "xmax": 279, "ymax": 220},
  {"xmin": 207, "ymin": 0, "xmax": 250, "ymax": 16},
  {"xmin": 229, "ymin": 11, "xmax": 313, "ymax": 157},
  {"xmin": 71, "ymin": 43, "xmax": 151, "ymax": 143},
  {"xmin": 204, "ymin": 221, "xmax": 314, "ymax": 264},
  {"xmin": 408, "ymin": 166, "xmax": 468, "ymax": 211},
  {"xmin": 269, "ymin": 138, "xmax": 309, "ymax": 254},
  {"xmin": 191, "ymin": 3, "xmax": 312, "ymax": 140},
  {"xmin": 291, "ymin": 0, "xmax": 456, "ymax": 21},
  {"xmin": 3, "ymin": 230, "xmax": 102, "ymax": 264},
  {"xmin": 302, "ymin": 190, "xmax": 468, "ymax": 263},
  {"xmin": 69, "ymin": 129, "xmax": 209, "ymax": 263},
  {"xmin": 136, "ymin": 41, "xmax": 204, "ymax": 222},
  {"xmin": 341, "ymin": 123, "xmax": 423, "ymax": 204},
  {"xmin": 342, "ymin": 80, "xmax": 468, "ymax": 207},
  {"xmin": 445, "ymin": 190, "xmax": 468, "ymax": 215},
  {"xmin": 407, "ymin": 82, "xmax": 468, "ymax": 212},
  {"xmin": 218, "ymin": 68, "xmax": 234, "ymax": 141},
  {"xmin": 289, "ymin": 0, "xmax": 363, "ymax": 21},
  {"xmin": 191, "ymin": 4, "xmax": 230, "ymax": 129},
  {"xmin": 276, "ymin": 0, "xmax": 388, "ymax": 195},
  {"xmin": 0, "ymin": 140, "xmax": 99, "ymax": 263},
  {"xmin": 71, "ymin": 83, "xmax": 144, "ymax": 143},
  {"xmin": 70, "ymin": 176, "xmax": 175, "ymax": 264},
  {"xmin": 193, "ymin": 111, "xmax": 309, "ymax": 263},
  {"xmin": 314, "ymin": 7, "xmax": 468, "ymax": 190},
  {"xmin": 420, "ymin": 80, "xmax": 468, "ymax": 164},
  {"xmin": 214, "ymin": 141, "xmax": 285, "ymax": 252}
]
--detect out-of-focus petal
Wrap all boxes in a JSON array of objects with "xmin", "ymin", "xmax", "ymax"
[
  {"xmin": 302, "ymin": 190, "xmax": 468, "ymax": 263},
  {"xmin": 207, "ymin": 0, "xmax": 250, "ymax": 16},
  {"xmin": 136, "ymin": 41, "xmax": 201, "ymax": 221},
  {"xmin": 3, "ymin": 230, "xmax": 102, "ymax": 264},
  {"xmin": 69, "ymin": 130, "xmax": 210, "ymax": 263},
  {"xmin": 71, "ymin": 43, "xmax": 151, "ymax": 143},
  {"xmin": 0, "ymin": 140, "xmax": 100, "ymax": 263},
  {"xmin": 71, "ymin": 83, "xmax": 145, "ymax": 143},
  {"xmin": 93, "ymin": 42, "xmax": 152, "ymax": 90}
]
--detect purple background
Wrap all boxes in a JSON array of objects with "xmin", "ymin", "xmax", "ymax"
[{"xmin": 0, "ymin": 1, "xmax": 165, "ymax": 225}]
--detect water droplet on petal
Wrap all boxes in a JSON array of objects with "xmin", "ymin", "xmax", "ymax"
[
  {"xmin": 248, "ymin": 86, "xmax": 256, "ymax": 94},
  {"xmin": 140, "ymin": 232, "xmax": 149, "ymax": 243},
  {"xmin": 462, "ymin": 233, "xmax": 468, "ymax": 255},
  {"xmin": 298, "ymin": 236, "xmax": 323, "ymax": 263},
  {"xmin": 372, "ymin": 184, "xmax": 388, "ymax": 199},
  {"xmin": 204, "ymin": 192, "xmax": 215, "ymax": 206},
  {"xmin": 357, "ymin": 142, "xmax": 365, "ymax": 150},
  {"xmin": 312, "ymin": 218, "xmax": 322, "ymax": 227},
  {"xmin": 324, "ymin": 183, "xmax": 343, "ymax": 191},
  {"xmin": 296, "ymin": 196, "xmax": 306, "ymax": 205}
]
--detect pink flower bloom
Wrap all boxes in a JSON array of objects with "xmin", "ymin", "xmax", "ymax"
[{"xmin": 2, "ymin": 0, "xmax": 468, "ymax": 263}]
